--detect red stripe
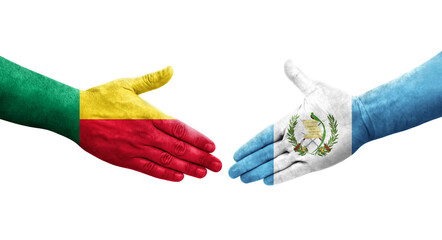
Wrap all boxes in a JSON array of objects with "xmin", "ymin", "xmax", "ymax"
[{"xmin": 79, "ymin": 119, "xmax": 221, "ymax": 180}]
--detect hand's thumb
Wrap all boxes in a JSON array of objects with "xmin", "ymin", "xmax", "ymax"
[
  {"xmin": 284, "ymin": 60, "xmax": 317, "ymax": 95},
  {"xmin": 130, "ymin": 66, "xmax": 173, "ymax": 95}
]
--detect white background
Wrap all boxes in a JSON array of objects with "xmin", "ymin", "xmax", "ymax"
[{"xmin": 0, "ymin": 0, "xmax": 441, "ymax": 239}]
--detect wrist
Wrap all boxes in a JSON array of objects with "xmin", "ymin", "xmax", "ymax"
[
  {"xmin": 43, "ymin": 84, "xmax": 80, "ymax": 143},
  {"xmin": 351, "ymin": 96, "xmax": 372, "ymax": 153}
]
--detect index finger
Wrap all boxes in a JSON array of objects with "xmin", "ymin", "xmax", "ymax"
[
  {"xmin": 153, "ymin": 119, "xmax": 216, "ymax": 153},
  {"xmin": 229, "ymin": 143, "xmax": 274, "ymax": 179},
  {"xmin": 233, "ymin": 125, "xmax": 274, "ymax": 162}
]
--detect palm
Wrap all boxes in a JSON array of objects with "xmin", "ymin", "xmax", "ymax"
[{"xmin": 229, "ymin": 60, "xmax": 352, "ymax": 185}]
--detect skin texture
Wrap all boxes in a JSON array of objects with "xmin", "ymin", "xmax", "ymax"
[
  {"xmin": 0, "ymin": 56, "xmax": 79, "ymax": 142},
  {"xmin": 0, "ymin": 57, "xmax": 221, "ymax": 182},
  {"xmin": 353, "ymin": 51, "xmax": 442, "ymax": 152},
  {"xmin": 230, "ymin": 52, "xmax": 442, "ymax": 185},
  {"xmin": 229, "ymin": 60, "xmax": 352, "ymax": 185},
  {"xmin": 79, "ymin": 67, "xmax": 222, "ymax": 182},
  {"xmin": 80, "ymin": 119, "xmax": 220, "ymax": 181}
]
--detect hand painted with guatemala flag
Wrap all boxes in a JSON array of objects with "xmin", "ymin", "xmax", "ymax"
[
  {"xmin": 230, "ymin": 52, "xmax": 442, "ymax": 185},
  {"xmin": 0, "ymin": 57, "xmax": 221, "ymax": 182},
  {"xmin": 229, "ymin": 60, "xmax": 352, "ymax": 185},
  {"xmin": 79, "ymin": 67, "xmax": 222, "ymax": 181}
]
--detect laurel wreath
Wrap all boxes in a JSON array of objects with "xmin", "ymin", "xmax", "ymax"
[
  {"xmin": 287, "ymin": 115, "xmax": 308, "ymax": 156},
  {"xmin": 287, "ymin": 113, "xmax": 339, "ymax": 157}
]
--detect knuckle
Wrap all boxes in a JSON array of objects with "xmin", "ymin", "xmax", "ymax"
[
  {"xmin": 184, "ymin": 162, "xmax": 192, "ymax": 174},
  {"xmin": 174, "ymin": 141, "xmax": 187, "ymax": 156},
  {"xmin": 142, "ymin": 74, "xmax": 154, "ymax": 86},
  {"xmin": 283, "ymin": 141, "xmax": 292, "ymax": 151},
  {"xmin": 198, "ymin": 152, "xmax": 208, "ymax": 166},
  {"xmin": 159, "ymin": 152, "xmax": 173, "ymax": 166},
  {"xmin": 172, "ymin": 122, "xmax": 186, "ymax": 138},
  {"xmin": 141, "ymin": 161, "xmax": 155, "ymax": 174},
  {"xmin": 153, "ymin": 119, "xmax": 165, "ymax": 130}
]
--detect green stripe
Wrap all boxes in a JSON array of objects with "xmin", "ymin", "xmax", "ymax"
[{"xmin": 0, "ymin": 57, "xmax": 79, "ymax": 144}]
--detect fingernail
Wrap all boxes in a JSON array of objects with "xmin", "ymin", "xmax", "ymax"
[
  {"xmin": 209, "ymin": 161, "xmax": 222, "ymax": 172},
  {"xmin": 196, "ymin": 168, "xmax": 207, "ymax": 178},
  {"xmin": 204, "ymin": 143, "xmax": 215, "ymax": 152}
]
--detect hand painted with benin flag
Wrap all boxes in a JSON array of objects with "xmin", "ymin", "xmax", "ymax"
[
  {"xmin": 79, "ymin": 67, "xmax": 222, "ymax": 181},
  {"xmin": 0, "ymin": 57, "xmax": 221, "ymax": 182},
  {"xmin": 229, "ymin": 53, "xmax": 442, "ymax": 185}
]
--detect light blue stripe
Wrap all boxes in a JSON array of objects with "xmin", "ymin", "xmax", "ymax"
[
  {"xmin": 229, "ymin": 125, "xmax": 274, "ymax": 184},
  {"xmin": 233, "ymin": 125, "xmax": 274, "ymax": 161},
  {"xmin": 352, "ymin": 52, "xmax": 442, "ymax": 153},
  {"xmin": 352, "ymin": 97, "xmax": 371, "ymax": 153},
  {"xmin": 263, "ymin": 174, "xmax": 274, "ymax": 185},
  {"xmin": 240, "ymin": 159, "xmax": 274, "ymax": 184}
]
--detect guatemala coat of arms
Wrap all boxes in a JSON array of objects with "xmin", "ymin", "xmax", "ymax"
[{"xmin": 287, "ymin": 112, "xmax": 339, "ymax": 157}]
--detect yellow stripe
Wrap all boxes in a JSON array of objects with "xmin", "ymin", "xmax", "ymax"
[{"xmin": 80, "ymin": 79, "xmax": 173, "ymax": 120}]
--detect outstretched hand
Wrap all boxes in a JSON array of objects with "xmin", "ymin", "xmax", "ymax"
[
  {"xmin": 229, "ymin": 60, "xmax": 352, "ymax": 185},
  {"xmin": 80, "ymin": 67, "xmax": 222, "ymax": 182}
]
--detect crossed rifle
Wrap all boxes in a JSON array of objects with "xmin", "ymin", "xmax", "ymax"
[{"xmin": 299, "ymin": 117, "xmax": 328, "ymax": 150}]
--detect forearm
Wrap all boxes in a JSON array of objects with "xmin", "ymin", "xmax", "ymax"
[
  {"xmin": 0, "ymin": 57, "xmax": 79, "ymax": 143},
  {"xmin": 352, "ymin": 52, "xmax": 442, "ymax": 152}
]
